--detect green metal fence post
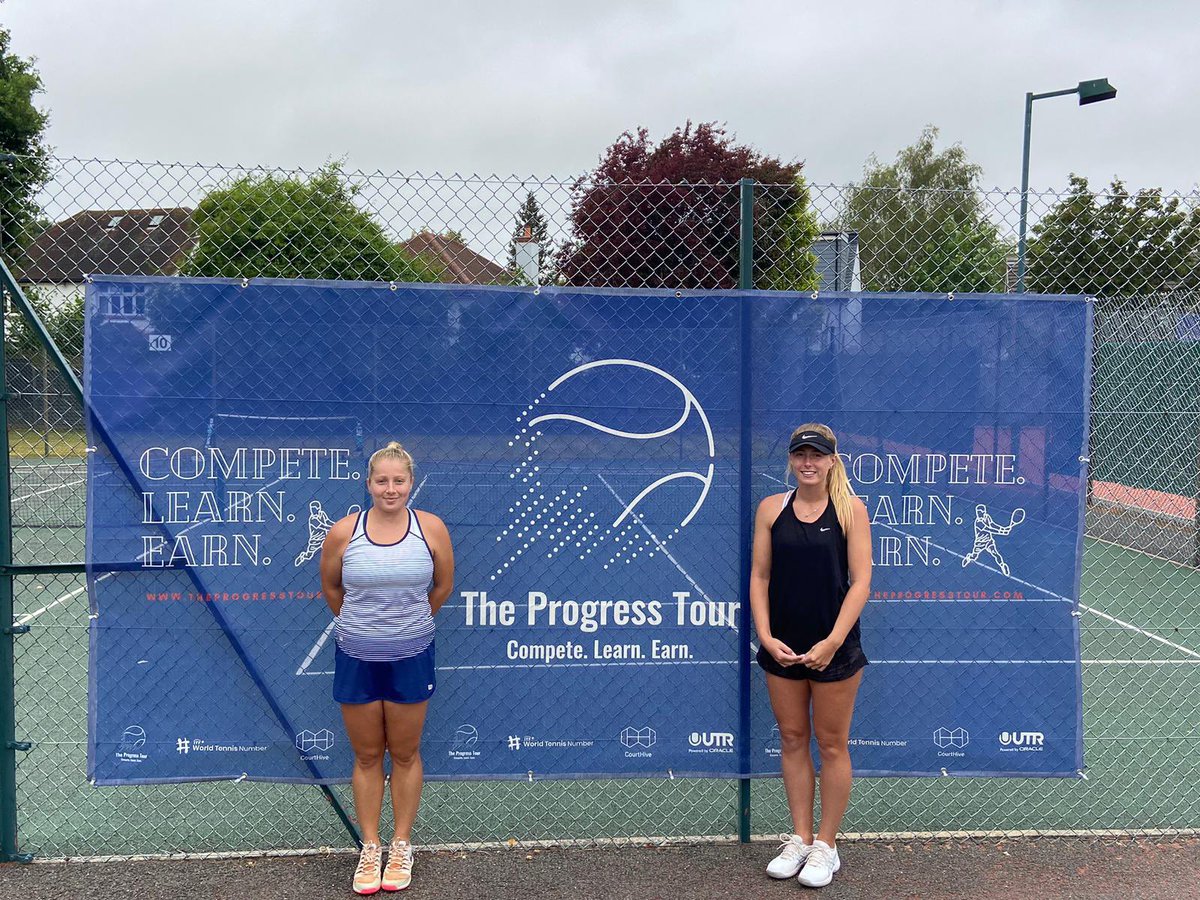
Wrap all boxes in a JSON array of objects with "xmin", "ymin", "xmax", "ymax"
[
  {"xmin": 737, "ymin": 177, "xmax": 754, "ymax": 843},
  {"xmin": 1193, "ymin": 423, "xmax": 1199, "ymax": 568},
  {"xmin": 1, "ymin": 282, "xmax": 33, "ymax": 862}
]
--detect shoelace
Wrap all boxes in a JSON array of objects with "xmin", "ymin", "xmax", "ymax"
[
  {"xmin": 387, "ymin": 841, "xmax": 413, "ymax": 873},
  {"xmin": 776, "ymin": 834, "xmax": 806, "ymax": 860},
  {"xmin": 806, "ymin": 844, "xmax": 834, "ymax": 870},
  {"xmin": 355, "ymin": 842, "xmax": 382, "ymax": 879}
]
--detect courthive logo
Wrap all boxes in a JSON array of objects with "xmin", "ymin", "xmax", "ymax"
[
  {"xmin": 621, "ymin": 727, "xmax": 656, "ymax": 758},
  {"xmin": 933, "ymin": 727, "xmax": 969, "ymax": 749},
  {"xmin": 620, "ymin": 727, "xmax": 656, "ymax": 749},
  {"xmin": 295, "ymin": 729, "xmax": 335, "ymax": 753}
]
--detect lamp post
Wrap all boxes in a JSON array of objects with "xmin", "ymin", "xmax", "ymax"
[{"xmin": 1016, "ymin": 77, "xmax": 1117, "ymax": 292}]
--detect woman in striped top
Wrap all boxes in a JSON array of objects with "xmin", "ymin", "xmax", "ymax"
[{"xmin": 320, "ymin": 441, "xmax": 454, "ymax": 894}]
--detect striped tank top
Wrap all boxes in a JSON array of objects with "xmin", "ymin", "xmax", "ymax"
[{"xmin": 334, "ymin": 507, "xmax": 435, "ymax": 661}]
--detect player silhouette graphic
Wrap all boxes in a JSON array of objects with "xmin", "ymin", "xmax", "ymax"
[
  {"xmin": 961, "ymin": 503, "xmax": 1025, "ymax": 576},
  {"xmin": 294, "ymin": 500, "xmax": 362, "ymax": 566}
]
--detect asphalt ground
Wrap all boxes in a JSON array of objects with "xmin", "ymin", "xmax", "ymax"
[{"xmin": 1, "ymin": 837, "xmax": 1198, "ymax": 900}]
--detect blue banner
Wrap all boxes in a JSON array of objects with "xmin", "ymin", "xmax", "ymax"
[{"xmin": 85, "ymin": 278, "xmax": 1089, "ymax": 783}]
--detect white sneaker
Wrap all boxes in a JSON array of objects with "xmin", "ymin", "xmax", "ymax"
[
  {"xmin": 381, "ymin": 839, "xmax": 413, "ymax": 892},
  {"xmin": 797, "ymin": 839, "xmax": 841, "ymax": 887},
  {"xmin": 766, "ymin": 833, "xmax": 813, "ymax": 879},
  {"xmin": 352, "ymin": 841, "xmax": 383, "ymax": 895}
]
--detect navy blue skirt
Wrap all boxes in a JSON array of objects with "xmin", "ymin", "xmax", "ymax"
[{"xmin": 333, "ymin": 642, "xmax": 436, "ymax": 705}]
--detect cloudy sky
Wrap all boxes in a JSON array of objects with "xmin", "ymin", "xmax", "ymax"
[{"xmin": 6, "ymin": 0, "xmax": 1198, "ymax": 193}]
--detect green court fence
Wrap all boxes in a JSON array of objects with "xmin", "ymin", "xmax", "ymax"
[{"xmin": 1, "ymin": 156, "xmax": 1198, "ymax": 859}]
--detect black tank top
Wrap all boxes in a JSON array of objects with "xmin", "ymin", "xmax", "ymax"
[{"xmin": 767, "ymin": 491, "xmax": 859, "ymax": 654}]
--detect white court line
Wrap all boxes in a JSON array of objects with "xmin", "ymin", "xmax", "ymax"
[
  {"xmin": 1084, "ymin": 659, "xmax": 1200, "ymax": 665},
  {"xmin": 294, "ymin": 657, "xmax": 1200, "ymax": 676},
  {"xmin": 301, "ymin": 660, "xmax": 740, "ymax": 676},
  {"xmin": 409, "ymin": 472, "xmax": 430, "ymax": 501},
  {"xmin": 14, "ymin": 477, "xmax": 86, "ymax": 503},
  {"xmin": 596, "ymin": 473, "xmax": 715, "ymax": 606},
  {"xmin": 876, "ymin": 518, "xmax": 1200, "ymax": 662},
  {"xmin": 14, "ymin": 505, "xmax": 229, "ymax": 626},
  {"xmin": 872, "ymin": 659, "xmax": 1075, "ymax": 664},
  {"xmin": 1077, "ymin": 604, "xmax": 1200, "ymax": 659},
  {"xmin": 17, "ymin": 460, "xmax": 357, "ymax": 627},
  {"xmin": 295, "ymin": 622, "xmax": 335, "ymax": 675},
  {"xmin": 823, "ymin": 658, "xmax": 1198, "ymax": 665},
  {"xmin": 14, "ymin": 572, "xmax": 110, "ymax": 626}
]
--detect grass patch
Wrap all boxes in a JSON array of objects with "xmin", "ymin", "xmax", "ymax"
[{"xmin": 8, "ymin": 428, "xmax": 87, "ymax": 459}]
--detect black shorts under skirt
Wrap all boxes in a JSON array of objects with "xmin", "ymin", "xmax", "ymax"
[{"xmin": 756, "ymin": 638, "xmax": 868, "ymax": 683}]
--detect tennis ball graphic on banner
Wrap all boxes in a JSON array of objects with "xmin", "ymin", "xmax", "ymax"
[{"xmin": 491, "ymin": 358, "xmax": 716, "ymax": 581}]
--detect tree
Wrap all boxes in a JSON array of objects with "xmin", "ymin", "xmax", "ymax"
[
  {"xmin": 3, "ymin": 286, "xmax": 83, "ymax": 376},
  {"xmin": 2, "ymin": 284, "xmax": 82, "ymax": 456},
  {"xmin": 558, "ymin": 122, "xmax": 819, "ymax": 290},
  {"xmin": 0, "ymin": 26, "xmax": 51, "ymax": 257},
  {"xmin": 182, "ymin": 164, "xmax": 441, "ymax": 283},
  {"xmin": 506, "ymin": 191, "xmax": 552, "ymax": 285},
  {"xmin": 1027, "ymin": 175, "xmax": 1200, "ymax": 297},
  {"xmin": 842, "ymin": 126, "xmax": 1009, "ymax": 292}
]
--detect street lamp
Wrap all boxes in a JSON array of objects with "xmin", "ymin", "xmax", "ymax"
[{"xmin": 1016, "ymin": 77, "xmax": 1117, "ymax": 292}]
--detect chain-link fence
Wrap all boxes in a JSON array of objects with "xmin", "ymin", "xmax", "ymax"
[{"xmin": 1, "ymin": 155, "xmax": 1198, "ymax": 859}]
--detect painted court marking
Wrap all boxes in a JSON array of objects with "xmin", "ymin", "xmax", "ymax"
[
  {"xmin": 875, "ymin": 517, "xmax": 1200, "ymax": 661},
  {"xmin": 15, "ymin": 572, "xmax": 109, "ymax": 626},
  {"xmin": 1077, "ymin": 604, "xmax": 1200, "ymax": 660},
  {"xmin": 13, "ymin": 477, "xmax": 86, "ymax": 503},
  {"xmin": 15, "ymin": 512, "xmax": 220, "ymax": 625}
]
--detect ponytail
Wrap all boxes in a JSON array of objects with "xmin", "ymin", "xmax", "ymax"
[{"xmin": 827, "ymin": 453, "xmax": 857, "ymax": 536}]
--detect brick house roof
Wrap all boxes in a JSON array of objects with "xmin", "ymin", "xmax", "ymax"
[
  {"xmin": 14, "ymin": 207, "xmax": 196, "ymax": 283},
  {"xmin": 399, "ymin": 231, "xmax": 511, "ymax": 285}
]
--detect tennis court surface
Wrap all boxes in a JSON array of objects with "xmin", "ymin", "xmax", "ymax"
[{"xmin": 9, "ymin": 450, "xmax": 1200, "ymax": 855}]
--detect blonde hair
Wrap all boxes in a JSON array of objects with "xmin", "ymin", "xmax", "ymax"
[
  {"xmin": 367, "ymin": 441, "xmax": 414, "ymax": 479},
  {"xmin": 789, "ymin": 423, "xmax": 857, "ymax": 534}
]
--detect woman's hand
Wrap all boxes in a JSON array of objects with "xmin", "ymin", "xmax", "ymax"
[
  {"xmin": 799, "ymin": 637, "xmax": 843, "ymax": 672},
  {"xmin": 762, "ymin": 636, "xmax": 805, "ymax": 668}
]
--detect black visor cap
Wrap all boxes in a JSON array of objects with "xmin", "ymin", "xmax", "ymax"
[{"xmin": 788, "ymin": 432, "xmax": 835, "ymax": 456}]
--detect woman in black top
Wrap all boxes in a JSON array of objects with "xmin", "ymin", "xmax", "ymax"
[{"xmin": 751, "ymin": 424, "xmax": 871, "ymax": 889}]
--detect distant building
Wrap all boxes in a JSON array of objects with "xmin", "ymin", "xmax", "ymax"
[
  {"xmin": 811, "ymin": 232, "xmax": 861, "ymax": 292},
  {"xmin": 399, "ymin": 231, "xmax": 510, "ymax": 285},
  {"xmin": 14, "ymin": 207, "xmax": 196, "ymax": 320}
]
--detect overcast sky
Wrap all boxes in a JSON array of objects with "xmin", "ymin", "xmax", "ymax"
[{"xmin": 5, "ymin": 0, "xmax": 1198, "ymax": 194}]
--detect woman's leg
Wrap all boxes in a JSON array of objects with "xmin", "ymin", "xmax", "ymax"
[
  {"xmin": 765, "ymin": 672, "xmax": 814, "ymax": 841},
  {"xmin": 809, "ymin": 669, "xmax": 864, "ymax": 847},
  {"xmin": 341, "ymin": 701, "xmax": 388, "ymax": 844},
  {"xmin": 383, "ymin": 700, "xmax": 428, "ymax": 842}
]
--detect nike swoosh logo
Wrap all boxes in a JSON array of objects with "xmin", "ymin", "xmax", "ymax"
[{"xmin": 819, "ymin": 527, "xmax": 831, "ymax": 532}]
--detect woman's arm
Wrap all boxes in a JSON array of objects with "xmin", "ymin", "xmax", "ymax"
[
  {"xmin": 318, "ymin": 516, "xmax": 356, "ymax": 616},
  {"xmin": 750, "ymin": 494, "xmax": 803, "ymax": 667},
  {"xmin": 417, "ymin": 510, "xmax": 455, "ymax": 615},
  {"xmin": 802, "ymin": 497, "xmax": 872, "ymax": 669}
]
